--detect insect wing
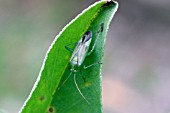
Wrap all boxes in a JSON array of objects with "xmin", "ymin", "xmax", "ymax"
[
  {"xmin": 78, "ymin": 37, "xmax": 92, "ymax": 66},
  {"xmin": 70, "ymin": 42, "xmax": 81, "ymax": 66},
  {"xmin": 70, "ymin": 30, "xmax": 92, "ymax": 66}
]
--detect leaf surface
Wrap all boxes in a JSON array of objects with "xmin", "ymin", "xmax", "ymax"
[{"xmin": 20, "ymin": 1, "xmax": 118, "ymax": 113}]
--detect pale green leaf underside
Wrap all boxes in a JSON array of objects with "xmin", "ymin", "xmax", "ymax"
[{"xmin": 20, "ymin": 1, "xmax": 118, "ymax": 113}]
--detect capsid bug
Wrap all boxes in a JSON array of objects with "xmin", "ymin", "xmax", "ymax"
[{"xmin": 58, "ymin": 23, "xmax": 104, "ymax": 104}]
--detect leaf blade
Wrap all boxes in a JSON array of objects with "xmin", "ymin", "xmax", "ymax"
[{"xmin": 20, "ymin": 1, "xmax": 118, "ymax": 113}]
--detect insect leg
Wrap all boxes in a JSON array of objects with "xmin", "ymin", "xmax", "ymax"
[
  {"xmin": 74, "ymin": 73, "xmax": 90, "ymax": 104},
  {"xmin": 57, "ymin": 71, "xmax": 73, "ymax": 91},
  {"xmin": 84, "ymin": 62, "xmax": 102, "ymax": 69},
  {"xmin": 65, "ymin": 42, "xmax": 78, "ymax": 53}
]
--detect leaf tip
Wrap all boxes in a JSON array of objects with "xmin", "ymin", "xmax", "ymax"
[{"xmin": 102, "ymin": 0, "xmax": 119, "ymax": 13}]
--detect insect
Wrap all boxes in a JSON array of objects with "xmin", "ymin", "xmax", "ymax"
[{"xmin": 59, "ymin": 23, "xmax": 104, "ymax": 104}]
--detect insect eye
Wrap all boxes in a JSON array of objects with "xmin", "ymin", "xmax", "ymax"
[
  {"xmin": 82, "ymin": 31, "xmax": 92, "ymax": 43},
  {"xmin": 82, "ymin": 35, "xmax": 86, "ymax": 42}
]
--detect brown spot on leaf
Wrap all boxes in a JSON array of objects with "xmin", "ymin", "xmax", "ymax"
[
  {"xmin": 49, "ymin": 107, "xmax": 54, "ymax": 113},
  {"xmin": 40, "ymin": 96, "xmax": 45, "ymax": 101}
]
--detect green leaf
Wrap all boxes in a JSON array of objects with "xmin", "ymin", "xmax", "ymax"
[{"xmin": 20, "ymin": 1, "xmax": 118, "ymax": 113}]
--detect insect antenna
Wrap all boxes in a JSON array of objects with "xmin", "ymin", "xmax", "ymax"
[
  {"xmin": 74, "ymin": 73, "xmax": 90, "ymax": 104},
  {"xmin": 58, "ymin": 71, "xmax": 73, "ymax": 91},
  {"xmin": 87, "ymin": 26, "xmax": 103, "ymax": 56}
]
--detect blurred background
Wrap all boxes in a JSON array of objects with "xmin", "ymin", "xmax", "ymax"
[{"xmin": 0, "ymin": 0, "xmax": 170, "ymax": 113}]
